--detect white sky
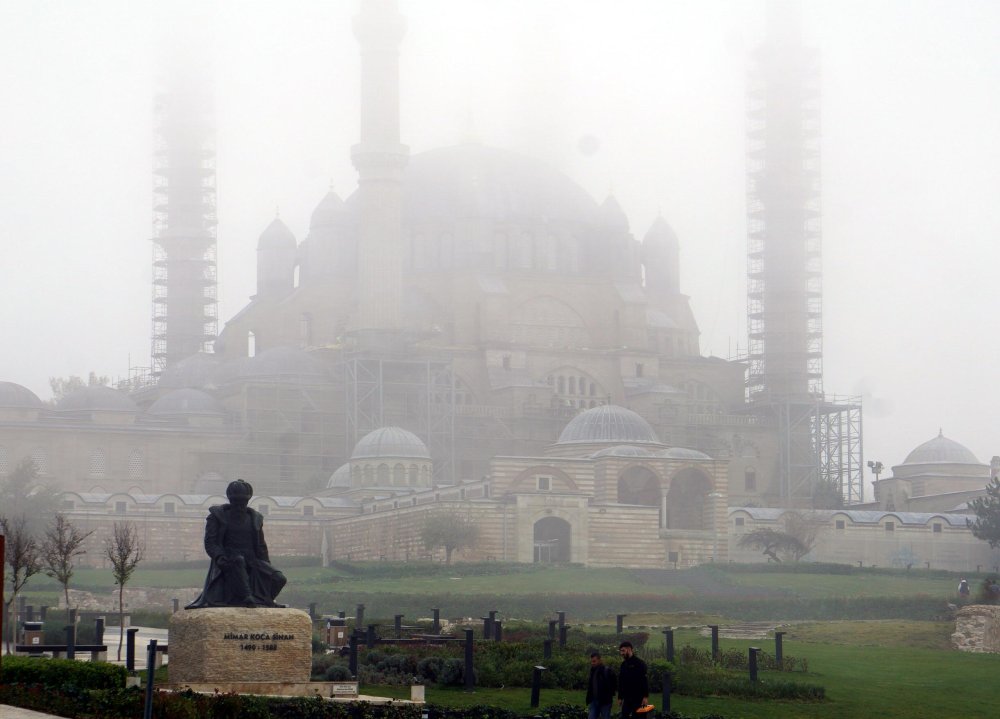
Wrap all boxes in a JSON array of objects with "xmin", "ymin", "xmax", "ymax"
[{"xmin": 1, "ymin": 0, "xmax": 998, "ymax": 494}]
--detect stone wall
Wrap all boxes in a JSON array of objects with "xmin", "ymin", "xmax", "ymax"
[{"xmin": 952, "ymin": 605, "xmax": 1000, "ymax": 652}]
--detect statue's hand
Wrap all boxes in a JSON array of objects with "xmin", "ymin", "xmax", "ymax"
[{"xmin": 216, "ymin": 555, "xmax": 230, "ymax": 568}]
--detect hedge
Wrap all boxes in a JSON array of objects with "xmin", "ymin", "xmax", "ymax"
[{"xmin": 0, "ymin": 655, "xmax": 126, "ymax": 690}]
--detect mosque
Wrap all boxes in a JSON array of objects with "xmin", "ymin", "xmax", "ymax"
[{"xmin": 0, "ymin": 1, "xmax": 997, "ymax": 571}]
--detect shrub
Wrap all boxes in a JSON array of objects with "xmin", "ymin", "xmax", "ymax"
[{"xmin": 0, "ymin": 655, "xmax": 127, "ymax": 690}]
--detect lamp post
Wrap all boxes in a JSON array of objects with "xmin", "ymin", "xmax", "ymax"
[
  {"xmin": 867, "ymin": 461, "xmax": 884, "ymax": 502},
  {"xmin": 707, "ymin": 491, "xmax": 723, "ymax": 562}
]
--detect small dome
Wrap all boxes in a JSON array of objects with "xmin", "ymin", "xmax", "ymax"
[
  {"xmin": 257, "ymin": 217, "xmax": 296, "ymax": 251},
  {"xmin": 591, "ymin": 445, "xmax": 653, "ymax": 459},
  {"xmin": 0, "ymin": 381, "xmax": 43, "ymax": 408},
  {"xmin": 310, "ymin": 190, "xmax": 345, "ymax": 228},
  {"xmin": 557, "ymin": 405, "xmax": 660, "ymax": 445},
  {"xmin": 600, "ymin": 193, "xmax": 629, "ymax": 231},
  {"xmin": 235, "ymin": 347, "xmax": 329, "ymax": 382},
  {"xmin": 352, "ymin": 427, "xmax": 430, "ymax": 460},
  {"xmin": 903, "ymin": 432, "xmax": 980, "ymax": 465},
  {"xmin": 326, "ymin": 464, "xmax": 352, "ymax": 489},
  {"xmin": 148, "ymin": 389, "xmax": 225, "ymax": 416},
  {"xmin": 642, "ymin": 215, "xmax": 679, "ymax": 249},
  {"xmin": 57, "ymin": 386, "xmax": 137, "ymax": 412},
  {"xmin": 657, "ymin": 447, "xmax": 712, "ymax": 460},
  {"xmin": 157, "ymin": 353, "xmax": 222, "ymax": 389}
]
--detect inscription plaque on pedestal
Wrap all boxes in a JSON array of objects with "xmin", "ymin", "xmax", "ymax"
[{"xmin": 169, "ymin": 607, "xmax": 312, "ymax": 683}]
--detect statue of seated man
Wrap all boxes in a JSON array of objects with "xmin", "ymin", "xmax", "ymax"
[{"xmin": 186, "ymin": 479, "xmax": 287, "ymax": 608}]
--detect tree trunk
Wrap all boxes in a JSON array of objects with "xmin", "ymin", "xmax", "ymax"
[
  {"xmin": 64, "ymin": 584, "xmax": 72, "ymax": 624},
  {"xmin": 117, "ymin": 584, "xmax": 125, "ymax": 661}
]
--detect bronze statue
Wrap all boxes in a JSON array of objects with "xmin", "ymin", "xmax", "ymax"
[{"xmin": 186, "ymin": 479, "xmax": 287, "ymax": 608}]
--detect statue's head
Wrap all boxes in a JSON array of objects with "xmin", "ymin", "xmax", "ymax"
[{"xmin": 226, "ymin": 479, "xmax": 254, "ymax": 509}]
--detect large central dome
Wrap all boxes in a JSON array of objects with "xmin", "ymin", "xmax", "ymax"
[{"xmin": 393, "ymin": 144, "xmax": 601, "ymax": 223}]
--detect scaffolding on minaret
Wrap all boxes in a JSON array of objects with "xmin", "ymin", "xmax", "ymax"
[
  {"xmin": 746, "ymin": 0, "xmax": 863, "ymax": 505},
  {"xmin": 150, "ymin": 56, "xmax": 218, "ymax": 376}
]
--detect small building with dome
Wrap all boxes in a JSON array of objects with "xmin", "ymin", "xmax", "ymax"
[{"xmin": 871, "ymin": 431, "xmax": 996, "ymax": 512}]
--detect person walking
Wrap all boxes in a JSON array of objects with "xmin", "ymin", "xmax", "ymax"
[
  {"xmin": 617, "ymin": 641, "xmax": 649, "ymax": 719},
  {"xmin": 958, "ymin": 578, "xmax": 971, "ymax": 597},
  {"xmin": 585, "ymin": 651, "xmax": 617, "ymax": 719}
]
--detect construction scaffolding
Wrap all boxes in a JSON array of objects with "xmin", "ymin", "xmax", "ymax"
[
  {"xmin": 745, "ymin": 1, "xmax": 862, "ymax": 505},
  {"xmin": 150, "ymin": 62, "xmax": 218, "ymax": 375},
  {"xmin": 340, "ymin": 352, "xmax": 457, "ymax": 484}
]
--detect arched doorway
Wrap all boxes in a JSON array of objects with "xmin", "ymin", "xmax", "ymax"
[
  {"xmin": 533, "ymin": 517, "xmax": 571, "ymax": 563},
  {"xmin": 665, "ymin": 469, "xmax": 712, "ymax": 529},
  {"xmin": 617, "ymin": 467, "xmax": 662, "ymax": 505}
]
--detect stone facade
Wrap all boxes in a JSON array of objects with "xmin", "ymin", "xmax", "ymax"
[
  {"xmin": 168, "ymin": 608, "xmax": 312, "ymax": 683},
  {"xmin": 952, "ymin": 605, "xmax": 1000, "ymax": 653}
]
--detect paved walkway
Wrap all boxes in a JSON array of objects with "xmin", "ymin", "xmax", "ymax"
[{"xmin": 1, "ymin": 705, "xmax": 63, "ymax": 719}]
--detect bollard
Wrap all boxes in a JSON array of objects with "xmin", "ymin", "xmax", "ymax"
[
  {"xmin": 775, "ymin": 631, "xmax": 784, "ymax": 670},
  {"xmin": 65, "ymin": 625, "xmax": 76, "ymax": 660},
  {"xmin": 559, "ymin": 624, "xmax": 569, "ymax": 648},
  {"xmin": 662, "ymin": 670, "xmax": 672, "ymax": 713},
  {"xmin": 431, "ymin": 608, "xmax": 440, "ymax": 634},
  {"xmin": 40, "ymin": 606, "xmax": 48, "ymax": 621},
  {"xmin": 530, "ymin": 665, "xmax": 546, "ymax": 708},
  {"xmin": 309, "ymin": 603, "xmax": 317, "ymax": 619},
  {"xmin": 709, "ymin": 625, "xmax": 719, "ymax": 662},
  {"xmin": 26, "ymin": 605, "xmax": 34, "ymax": 622},
  {"xmin": 349, "ymin": 633, "xmax": 359, "ymax": 677},
  {"xmin": 356, "ymin": 604, "xmax": 365, "ymax": 631},
  {"xmin": 69, "ymin": 607, "xmax": 78, "ymax": 624},
  {"xmin": 144, "ymin": 640, "xmax": 157, "ymax": 719},
  {"xmin": 494, "ymin": 620, "xmax": 502, "ymax": 643},
  {"xmin": 663, "ymin": 628, "xmax": 674, "ymax": 663},
  {"xmin": 464, "ymin": 629, "xmax": 475, "ymax": 692},
  {"xmin": 126, "ymin": 628, "xmax": 140, "ymax": 672},
  {"xmin": 543, "ymin": 639, "xmax": 552, "ymax": 659},
  {"xmin": 557, "ymin": 611, "xmax": 566, "ymax": 630},
  {"xmin": 616, "ymin": 614, "xmax": 626, "ymax": 635},
  {"xmin": 366, "ymin": 624, "xmax": 377, "ymax": 648},
  {"xmin": 172, "ymin": 598, "xmax": 179, "ymax": 614},
  {"xmin": 95, "ymin": 617, "xmax": 105, "ymax": 645},
  {"xmin": 548, "ymin": 619, "xmax": 558, "ymax": 640},
  {"xmin": 395, "ymin": 614, "xmax": 404, "ymax": 639},
  {"xmin": 748, "ymin": 647, "xmax": 760, "ymax": 682}
]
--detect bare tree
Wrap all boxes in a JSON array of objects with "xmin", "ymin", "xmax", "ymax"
[
  {"xmin": 0, "ymin": 458, "xmax": 61, "ymax": 532},
  {"xmin": 737, "ymin": 528, "xmax": 806, "ymax": 563},
  {"xmin": 48, "ymin": 371, "xmax": 110, "ymax": 402},
  {"xmin": 781, "ymin": 510, "xmax": 823, "ymax": 561},
  {"xmin": 421, "ymin": 512, "xmax": 479, "ymax": 564},
  {"xmin": 1, "ymin": 514, "xmax": 42, "ymax": 653},
  {"xmin": 104, "ymin": 521, "xmax": 144, "ymax": 660},
  {"xmin": 42, "ymin": 514, "xmax": 94, "ymax": 623}
]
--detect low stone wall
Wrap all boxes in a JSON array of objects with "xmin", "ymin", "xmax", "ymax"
[{"xmin": 952, "ymin": 605, "xmax": 1000, "ymax": 652}]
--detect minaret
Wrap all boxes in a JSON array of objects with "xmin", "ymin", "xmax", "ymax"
[
  {"xmin": 746, "ymin": 0, "xmax": 822, "ymax": 402},
  {"xmin": 150, "ymin": 51, "xmax": 218, "ymax": 374},
  {"xmin": 351, "ymin": 0, "xmax": 409, "ymax": 340}
]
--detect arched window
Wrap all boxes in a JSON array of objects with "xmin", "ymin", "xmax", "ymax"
[
  {"xmin": 363, "ymin": 465, "xmax": 374, "ymax": 486},
  {"xmin": 31, "ymin": 448, "xmax": 49, "ymax": 476},
  {"xmin": 393, "ymin": 463, "xmax": 406, "ymax": 486},
  {"xmin": 299, "ymin": 313, "xmax": 313, "ymax": 346},
  {"xmin": 128, "ymin": 450, "xmax": 144, "ymax": 480},
  {"xmin": 89, "ymin": 449, "xmax": 108, "ymax": 477},
  {"xmin": 248, "ymin": 331, "xmax": 257, "ymax": 358},
  {"xmin": 409, "ymin": 464, "xmax": 419, "ymax": 486},
  {"xmin": 377, "ymin": 463, "xmax": 390, "ymax": 484},
  {"xmin": 666, "ymin": 469, "xmax": 712, "ymax": 530},
  {"xmin": 617, "ymin": 467, "xmax": 661, "ymax": 506}
]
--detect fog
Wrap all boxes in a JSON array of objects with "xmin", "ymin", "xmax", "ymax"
[{"xmin": 1, "ymin": 0, "xmax": 998, "ymax": 491}]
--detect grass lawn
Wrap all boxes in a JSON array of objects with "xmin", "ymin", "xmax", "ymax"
[
  {"xmin": 721, "ymin": 570, "xmax": 958, "ymax": 599},
  {"xmin": 360, "ymin": 627, "xmax": 999, "ymax": 719}
]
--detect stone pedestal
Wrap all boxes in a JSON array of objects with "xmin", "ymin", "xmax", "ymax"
[
  {"xmin": 169, "ymin": 607, "xmax": 312, "ymax": 683},
  {"xmin": 952, "ymin": 605, "xmax": 1000, "ymax": 653}
]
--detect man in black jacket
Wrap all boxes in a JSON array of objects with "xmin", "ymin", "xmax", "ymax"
[
  {"xmin": 585, "ymin": 651, "xmax": 617, "ymax": 719},
  {"xmin": 617, "ymin": 641, "xmax": 649, "ymax": 719}
]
